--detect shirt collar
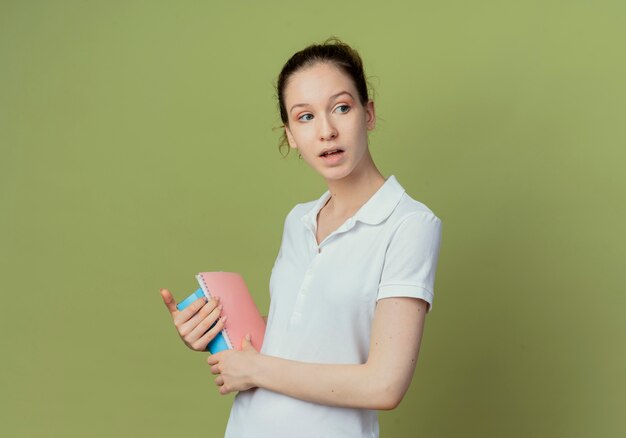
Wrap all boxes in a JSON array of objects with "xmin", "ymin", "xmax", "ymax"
[{"xmin": 300, "ymin": 175, "xmax": 406, "ymax": 231}]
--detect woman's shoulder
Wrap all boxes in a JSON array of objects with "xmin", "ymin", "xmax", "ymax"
[
  {"xmin": 386, "ymin": 193, "xmax": 442, "ymax": 247},
  {"xmin": 394, "ymin": 191, "xmax": 441, "ymax": 225},
  {"xmin": 376, "ymin": 175, "xmax": 441, "ymax": 226}
]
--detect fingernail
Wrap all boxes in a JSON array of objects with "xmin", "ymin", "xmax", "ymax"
[{"xmin": 222, "ymin": 316, "xmax": 228, "ymax": 323}]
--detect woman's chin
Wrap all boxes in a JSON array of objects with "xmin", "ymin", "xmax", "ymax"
[{"xmin": 319, "ymin": 167, "xmax": 355, "ymax": 182}]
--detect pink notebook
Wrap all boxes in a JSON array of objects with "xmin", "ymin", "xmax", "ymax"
[{"xmin": 195, "ymin": 272, "xmax": 266, "ymax": 352}]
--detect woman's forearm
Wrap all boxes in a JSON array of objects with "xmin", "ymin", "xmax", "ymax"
[
  {"xmin": 250, "ymin": 298, "xmax": 426, "ymax": 410},
  {"xmin": 252, "ymin": 354, "xmax": 409, "ymax": 410},
  {"xmin": 210, "ymin": 298, "xmax": 426, "ymax": 409}
]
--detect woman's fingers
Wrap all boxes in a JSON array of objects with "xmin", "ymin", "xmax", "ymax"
[
  {"xmin": 207, "ymin": 352, "xmax": 221, "ymax": 365},
  {"xmin": 160, "ymin": 289, "xmax": 178, "ymax": 315},
  {"xmin": 161, "ymin": 289, "xmax": 227, "ymax": 351},
  {"xmin": 191, "ymin": 315, "xmax": 228, "ymax": 350},
  {"xmin": 214, "ymin": 375, "xmax": 224, "ymax": 386},
  {"xmin": 177, "ymin": 297, "xmax": 219, "ymax": 336},
  {"xmin": 173, "ymin": 296, "xmax": 210, "ymax": 328},
  {"xmin": 186, "ymin": 301, "xmax": 222, "ymax": 338},
  {"xmin": 165, "ymin": 293, "xmax": 224, "ymax": 351}
]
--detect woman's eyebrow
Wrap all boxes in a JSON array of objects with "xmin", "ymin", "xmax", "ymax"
[
  {"xmin": 289, "ymin": 91, "xmax": 355, "ymax": 114},
  {"xmin": 329, "ymin": 91, "xmax": 354, "ymax": 101}
]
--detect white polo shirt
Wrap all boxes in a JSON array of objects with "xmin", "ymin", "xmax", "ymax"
[{"xmin": 225, "ymin": 176, "xmax": 442, "ymax": 438}]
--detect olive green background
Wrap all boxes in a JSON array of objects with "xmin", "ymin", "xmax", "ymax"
[{"xmin": 1, "ymin": 1, "xmax": 624, "ymax": 437}]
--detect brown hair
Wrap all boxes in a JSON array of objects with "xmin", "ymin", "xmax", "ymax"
[{"xmin": 276, "ymin": 37, "xmax": 370, "ymax": 156}]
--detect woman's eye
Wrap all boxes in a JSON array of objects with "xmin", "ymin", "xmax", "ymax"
[
  {"xmin": 335, "ymin": 104, "xmax": 350, "ymax": 114},
  {"xmin": 298, "ymin": 113, "xmax": 314, "ymax": 121}
]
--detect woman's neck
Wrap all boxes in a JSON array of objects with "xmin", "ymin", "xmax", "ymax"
[{"xmin": 323, "ymin": 152, "xmax": 386, "ymax": 219}]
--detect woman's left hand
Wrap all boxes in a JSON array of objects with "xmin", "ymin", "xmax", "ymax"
[{"xmin": 207, "ymin": 335, "xmax": 260, "ymax": 395}]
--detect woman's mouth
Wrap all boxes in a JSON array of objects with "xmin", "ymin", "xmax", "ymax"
[{"xmin": 319, "ymin": 148, "xmax": 345, "ymax": 163}]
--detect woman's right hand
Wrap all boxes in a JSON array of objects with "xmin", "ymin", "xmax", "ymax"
[{"xmin": 160, "ymin": 288, "xmax": 227, "ymax": 351}]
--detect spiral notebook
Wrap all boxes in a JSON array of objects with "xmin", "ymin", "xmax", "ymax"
[{"xmin": 176, "ymin": 272, "xmax": 266, "ymax": 354}]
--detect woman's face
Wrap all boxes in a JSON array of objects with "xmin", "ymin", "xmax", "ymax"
[{"xmin": 283, "ymin": 62, "xmax": 376, "ymax": 182}]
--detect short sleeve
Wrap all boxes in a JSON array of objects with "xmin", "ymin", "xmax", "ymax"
[{"xmin": 377, "ymin": 212, "xmax": 442, "ymax": 311}]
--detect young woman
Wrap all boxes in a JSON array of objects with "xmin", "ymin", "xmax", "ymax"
[{"xmin": 161, "ymin": 38, "xmax": 442, "ymax": 437}]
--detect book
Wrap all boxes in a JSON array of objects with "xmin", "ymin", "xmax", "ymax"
[{"xmin": 176, "ymin": 272, "xmax": 266, "ymax": 354}]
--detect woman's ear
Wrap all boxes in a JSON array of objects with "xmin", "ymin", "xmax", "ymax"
[
  {"xmin": 285, "ymin": 126, "xmax": 297, "ymax": 149},
  {"xmin": 365, "ymin": 100, "xmax": 376, "ymax": 131}
]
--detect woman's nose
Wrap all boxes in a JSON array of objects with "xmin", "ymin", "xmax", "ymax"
[{"xmin": 319, "ymin": 116, "xmax": 338, "ymax": 141}]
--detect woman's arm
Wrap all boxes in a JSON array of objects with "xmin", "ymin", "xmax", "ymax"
[{"xmin": 207, "ymin": 296, "xmax": 428, "ymax": 410}]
